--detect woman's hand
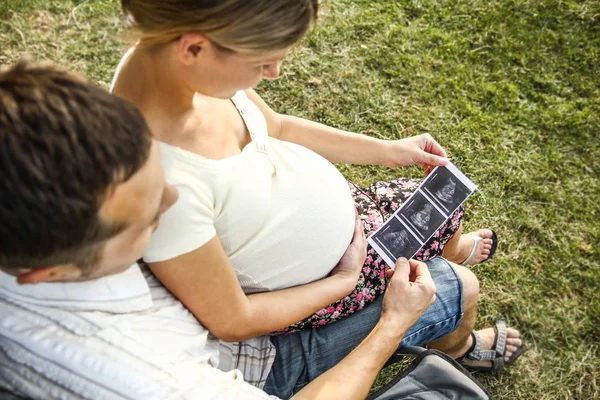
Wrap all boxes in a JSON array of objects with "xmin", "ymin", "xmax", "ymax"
[
  {"xmin": 383, "ymin": 134, "xmax": 448, "ymax": 175},
  {"xmin": 329, "ymin": 218, "xmax": 368, "ymax": 288}
]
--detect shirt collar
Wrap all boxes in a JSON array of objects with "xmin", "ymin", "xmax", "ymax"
[{"xmin": 0, "ymin": 264, "xmax": 153, "ymax": 313}]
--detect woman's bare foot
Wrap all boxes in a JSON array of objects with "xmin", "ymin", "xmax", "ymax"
[
  {"xmin": 459, "ymin": 326, "xmax": 523, "ymax": 370},
  {"xmin": 453, "ymin": 229, "xmax": 496, "ymax": 265}
]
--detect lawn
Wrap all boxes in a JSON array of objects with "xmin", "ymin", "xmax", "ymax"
[{"xmin": 1, "ymin": 0, "xmax": 599, "ymax": 398}]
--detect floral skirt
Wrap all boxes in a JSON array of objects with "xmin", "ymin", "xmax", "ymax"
[{"xmin": 275, "ymin": 178, "xmax": 464, "ymax": 334}]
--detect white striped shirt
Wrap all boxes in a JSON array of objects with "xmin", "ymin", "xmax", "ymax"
[{"xmin": 0, "ymin": 265, "xmax": 278, "ymax": 399}]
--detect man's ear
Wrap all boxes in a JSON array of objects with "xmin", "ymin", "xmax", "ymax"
[
  {"xmin": 177, "ymin": 33, "xmax": 210, "ymax": 65},
  {"xmin": 16, "ymin": 265, "xmax": 83, "ymax": 285}
]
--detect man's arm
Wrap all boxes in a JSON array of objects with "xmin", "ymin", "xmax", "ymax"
[{"xmin": 291, "ymin": 258, "xmax": 437, "ymax": 400}]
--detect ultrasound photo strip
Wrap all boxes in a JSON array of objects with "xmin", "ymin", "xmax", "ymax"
[{"xmin": 368, "ymin": 162, "xmax": 477, "ymax": 269}]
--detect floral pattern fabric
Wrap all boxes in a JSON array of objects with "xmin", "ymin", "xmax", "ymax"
[{"xmin": 275, "ymin": 178, "xmax": 464, "ymax": 334}]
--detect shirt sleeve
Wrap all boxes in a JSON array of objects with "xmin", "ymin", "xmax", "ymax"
[
  {"xmin": 143, "ymin": 181, "xmax": 217, "ymax": 263},
  {"xmin": 0, "ymin": 309, "xmax": 280, "ymax": 400},
  {"xmin": 182, "ymin": 367, "xmax": 280, "ymax": 400}
]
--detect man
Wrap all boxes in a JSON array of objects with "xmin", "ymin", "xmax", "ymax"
[
  {"xmin": 0, "ymin": 61, "xmax": 521, "ymax": 399},
  {"xmin": 0, "ymin": 60, "xmax": 436, "ymax": 399}
]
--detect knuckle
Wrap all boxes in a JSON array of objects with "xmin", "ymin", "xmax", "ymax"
[{"xmin": 426, "ymin": 283, "xmax": 436, "ymax": 296}]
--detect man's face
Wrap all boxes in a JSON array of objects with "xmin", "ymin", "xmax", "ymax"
[
  {"xmin": 90, "ymin": 140, "xmax": 178, "ymax": 279},
  {"xmin": 0, "ymin": 140, "xmax": 178, "ymax": 284}
]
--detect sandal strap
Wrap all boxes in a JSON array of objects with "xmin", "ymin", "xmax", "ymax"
[
  {"xmin": 493, "ymin": 319, "xmax": 507, "ymax": 370},
  {"xmin": 462, "ymin": 234, "xmax": 482, "ymax": 265},
  {"xmin": 462, "ymin": 319, "xmax": 508, "ymax": 370}
]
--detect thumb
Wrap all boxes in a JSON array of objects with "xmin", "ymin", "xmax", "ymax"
[
  {"xmin": 425, "ymin": 153, "xmax": 448, "ymax": 167},
  {"xmin": 394, "ymin": 257, "xmax": 411, "ymax": 280}
]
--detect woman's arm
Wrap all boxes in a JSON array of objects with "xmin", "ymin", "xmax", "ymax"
[
  {"xmin": 148, "ymin": 219, "xmax": 366, "ymax": 342},
  {"xmin": 246, "ymin": 89, "xmax": 448, "ymax": 170}
]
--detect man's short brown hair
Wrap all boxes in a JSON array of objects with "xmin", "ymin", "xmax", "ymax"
[{"xmin": 0, "ymin": 60, "xmax": 152, "ymax": 269}]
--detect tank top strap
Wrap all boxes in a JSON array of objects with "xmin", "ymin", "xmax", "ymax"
[
  {"xmin": 230, "ymin": 91, "xmax": 269, "ymax": 143},
  {"xmin": 230, "ymin": 91, "xmax": 276, "ymax": 171}
]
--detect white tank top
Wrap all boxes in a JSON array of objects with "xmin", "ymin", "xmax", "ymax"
[{"xmin": 111, "ymin": 52, "xmax": 355, "ymax": 292}]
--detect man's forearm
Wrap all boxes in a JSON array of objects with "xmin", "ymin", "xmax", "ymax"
[{"xmin": 291, "ymin": 320, "xmax": 408, "ymax": 400}]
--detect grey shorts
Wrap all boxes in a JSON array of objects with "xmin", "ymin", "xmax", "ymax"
[{"xmin": 264, "ymin": 257, "xmax": 464, "ymax": 398}]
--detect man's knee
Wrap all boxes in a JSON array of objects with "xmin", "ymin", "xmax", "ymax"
[{"xmin": 454, "ymin": 264, "xmax": 480, "ymax": 310}]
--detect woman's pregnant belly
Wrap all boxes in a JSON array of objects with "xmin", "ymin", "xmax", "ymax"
[{"xmin": 226, "ymin": 139, "xmax": 356, "ymax": 293}]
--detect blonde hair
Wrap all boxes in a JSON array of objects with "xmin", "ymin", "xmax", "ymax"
[{"xmin": 121, "ymin": 0, "xmax": 319, "ymax": 53}]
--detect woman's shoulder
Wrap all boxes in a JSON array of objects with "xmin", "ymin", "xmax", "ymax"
[{"xmin": 109, "ymin": 46, "xmax": 136, "ymax": 93}]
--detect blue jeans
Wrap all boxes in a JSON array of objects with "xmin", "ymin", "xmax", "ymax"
[{"xmin": 264, "ymin": 257, "xmax": 464, "ymax": 398}]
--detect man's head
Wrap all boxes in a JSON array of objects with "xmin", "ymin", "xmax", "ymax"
[{"xmin": 0, "ymin": 60, "xmax": 178, "ymax": 284}]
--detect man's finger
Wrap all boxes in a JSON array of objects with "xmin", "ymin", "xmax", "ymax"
[
  {"xmin": 409, "ymin": 259, "xmax": 432, "ymax": 280},
  {"xmin": 394, "ymin": 257, "xmax": 411, "ymax": 280}
]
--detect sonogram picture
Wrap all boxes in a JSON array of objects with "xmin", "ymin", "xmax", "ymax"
[{"xmin": 368, "ymin": 162, "xmax": 477, "ymax": 269}]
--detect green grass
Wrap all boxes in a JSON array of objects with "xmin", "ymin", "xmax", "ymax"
[{"xmin": 1, "ymin": 0, "xmax": 599, "ymax": 398}]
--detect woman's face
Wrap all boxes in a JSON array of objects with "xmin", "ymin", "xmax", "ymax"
[{"xmin": 183, "ymin": 40, "xmax": 289, "ymax": 99}]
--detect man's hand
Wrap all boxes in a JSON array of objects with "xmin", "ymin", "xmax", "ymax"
[
  {"xmin": 380, "ymin": 258, "xmax": 437, "ymax": 332},
  {"xmin": 383, "ymin": 134, "xmax": 448, "ymax": 175},
  {"xmin": 330, "ymin": 219, "xmax": 367, "ymax": 287}
]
